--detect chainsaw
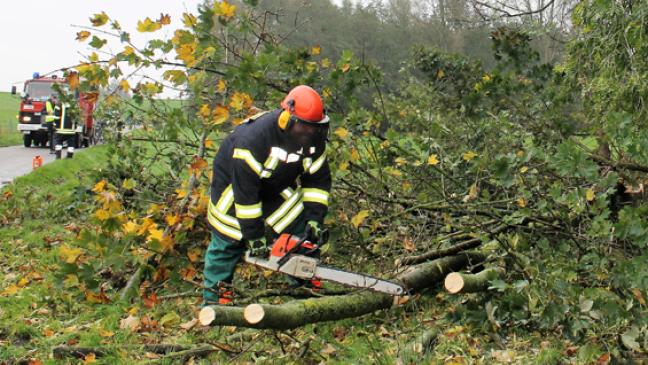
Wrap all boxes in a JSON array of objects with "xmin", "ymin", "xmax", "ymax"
[{"xmin": 243, "ymin": 233, "xmax": 405, "ymax": 296}]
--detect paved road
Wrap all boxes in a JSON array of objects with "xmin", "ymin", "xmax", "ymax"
[{"xmin": 0, "ymin": 146, "xmax": 56, "ymax": 187}]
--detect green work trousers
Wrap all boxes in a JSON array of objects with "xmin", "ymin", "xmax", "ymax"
[{"xmin": 203, "ymin": 218, "xmax": 306, "ymax": 303}]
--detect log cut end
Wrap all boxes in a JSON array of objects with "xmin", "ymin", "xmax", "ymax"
[
  {"xmin": 199, "ymin": 306, "xmax": 216, "ymax": 326},
  {"xmin": 244, "ymin": 304, "xmax": 265, "ymax": 324},
  {"xmin": 444, "ymin": 272, "xmax": 465, "ymax": 294}
]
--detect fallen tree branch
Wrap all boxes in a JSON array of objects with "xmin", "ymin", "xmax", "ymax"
[
  {"xmin": 199, "ymin": 252, "xmax": 485, "ymax": 329},
  {"xmin": 53, "ymin": 346, "xmax": 105, "ymax": 359},
  {"xmin": 397, "ymin": 225, "xmax": 507, "ymax": 266},
  {"xmin": 444, "ymin": 267, "xmax": 506, "ymax": 294}
]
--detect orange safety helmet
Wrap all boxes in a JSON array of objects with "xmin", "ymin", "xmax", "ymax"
[{"xmin": 279, "ymin": 85, "xmax": 329, "ymax": 129}]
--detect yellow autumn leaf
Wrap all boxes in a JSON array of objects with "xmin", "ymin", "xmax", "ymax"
[
  {"xmin": 338, "ymin": 161, "xmax": 349, "ymax": 171},
  {"xmin": 586, "ymin": 188, "xmax": 595, "ymax": 202},
  {"xmin": 321, "ymin": 58, "xmax": 331, "ymax": 68},
  {"xmin": 158, "ymin": 13, "xmax": 171, "ymax": 25},
  {"xmin": 351, "ymin": 210, "xmax": 370, "ymax": 228},
  {"xmin": 213, "ymin": 105, "xmax": 230, "ymax": 125},
  {"xmin": 95, "ymin": 209, "xmax": 111, "ymax": 221},
  {"xmin": 214, "ymin": 0, "xmax": 236, "ymax": 18},
  {"xmin": 17, "ymin": 277, "xmax": 29, "ymax": 288},
  {"xmin": 1, "ymin": 285, "xmax": 19, "ymax": 296},
  {"xmin": 462, "ymin": 151, "xmax": 478, "ymax": 161},
  {"xmin": 92, "ymin": 179, "xmax": 107, "ymax": 193},
  {"xmin": 229, "ymin": 92, "xmax": 253, "ymax": 111},
  {"xmin": 350, "ymin": 148, "xmax": 360, "ymax": 162},
  {"xmin": 99, "ymin": 329, "xmax": 114, "ymax": 338},
  {"xmin": 427, "ymin": 154, "xmax": 440, "ymax": 166},
  {"xmin": 165, "ymin": 213, "xmax": 180, "ymax": 226},
  {"xmin": 122, "ymin": 221, "xmax": 139, "ymax": 235},
  {"xmin": 84, "ymin": 352, "xmax": 97, "ymax": 364},
  {"xmin": 59, "ymin": 245, "xmax": 83, "ymax": 264},
  {"xmin": 147, "ymin": 228, "xmax": 164, "ymax": 243},
  {"xmin": 122, "ymin": 46, "xmax": 135, "ymax": 56},
  {"xmin": 334, "ymin": 127, "xmax": 349, "ymax": 139},
  {"xmin": 136, "ymin": 17, "xmax": 162, "ymax": 32},
  {"xmin": 147, "ymin": 204, "xmax": 162, "ymax": 215},
  {"xmin": 217, "ymin": 79, "xmax": 227, "ymax": 93},
  {"xmin": 341, "ymin": 63, "xmax": 351, "ymax": 72},
  {"xmin": 519, "ymin": 166, "xmax": 529, "ymax": 173},
  {"xmin": 67, "ymin": 73, "xmax": 79, "ymax": 90},
  {"xmin": 76, "ymin": 31, "xmax": 91, "ymax": 42},
  {"xmin": 182, "ymin": 12, "xmax": 197, "ymax": 28},
  {"xmin": 395, "ymin": 157, "xmax": 407, "ymax": 166},
  {"xmin": 311, "ymin": 45, "xmax": 321, "ymax": 56},
  {"xmin": 197, "ymin": 104, "xmax": 211, "ymax": 119},
  {"xmin": 517, "ymin": 197, "xmax": 527, "ymax": 208},
  {"xmin": 437, "ymin": 69, "xmax": 445, "ymax": 79},
  {"xmin": 205, "ymin": 138, "xmax": 214, "ymax": 148},
  {"xmin": 119, "ymin": 79, "xmax": 130, "ymax": 93},
  {"xmin": 122, "ymin": 178, "xmax": 136, "ymax": 190},
  {"xmin": 187, "ymin": 248, "xmax": 202, "ymax": 263},
  {"xmin": 90, "ymin": 12, "xmax": 109, "ymax": 27}
]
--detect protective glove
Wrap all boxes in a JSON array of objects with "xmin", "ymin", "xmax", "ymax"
[
  {"xmin": 247, "ymin": 237, "xmax": 269, "ymax": 258},
  {"xmin": 304, "ymin": 220, "xmax": 324, "ymax": 244}
]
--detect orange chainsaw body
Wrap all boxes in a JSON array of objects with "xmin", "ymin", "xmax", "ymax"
[{"xmin": 270, "ymin": 233, "xmax": 315, "ymax": 258}]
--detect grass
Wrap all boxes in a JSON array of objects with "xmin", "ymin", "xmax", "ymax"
[{"xmin": 0, "ymin": 91, "xmax": 22, "ymax": 147}]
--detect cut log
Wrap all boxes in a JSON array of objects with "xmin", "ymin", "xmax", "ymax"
[
  {"xmin": 199, "ymin": 252, "xmax": 485, "ymax": 329},
  {"xmin": 444, "ymin": 267, "xmax": 505, "ymax": 294}
]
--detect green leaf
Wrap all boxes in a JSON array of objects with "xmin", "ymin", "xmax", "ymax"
[
  {"xmin": 159, "ymin": 311, "xmax": 181, "ymax": 327},
  {"xmin": 621, "ymin": 326, "xmax": 641, "ymax": 351},
  {"xmin": 89, "ymin": 36, "xmax": 107, "ymax": 49}
]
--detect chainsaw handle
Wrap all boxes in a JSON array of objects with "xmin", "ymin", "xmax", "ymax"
[{"xmin": 277, "ymin": 236, "xmax": 308, "ymax": 266}]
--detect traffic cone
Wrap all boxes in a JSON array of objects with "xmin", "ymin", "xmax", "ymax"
[
  {"xmin": 32, "ymin": 156, "xmax": 43, "ymax": 170},
  {"xmin": 55, "ymin": 145, "xmax": 62, "ymax": 160},
  {"xmin": 66, "ymin": 147, "xmax": 75, "ymax": 159}
]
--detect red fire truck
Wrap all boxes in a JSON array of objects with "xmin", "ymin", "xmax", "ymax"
[{"xmin": 11, "ymin": 73, "xmax": 97, "ymax": 148}]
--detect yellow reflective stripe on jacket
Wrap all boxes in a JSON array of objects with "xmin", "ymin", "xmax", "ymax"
[
  {"xmin": 207, "ymin": 184, "xmax": 243, "ymax": 240},
  {"xmin": 233, "ymin": 148, "xmax": 262, "ymax": 176},
  {"xmin": 209, "ymin": 200, "xmax": 239, "ymax": 228},
  {"xmin": 235, "ymin": 202, "xmax": 263, "ymax": 219},
  {"xmin": 266, "ymin": 189, "xmax": 302, "ymax": 226},
  {"xmin": 302, "ymin": 158, "xmax": 312, "ymax": 171},
  {"xmin": 273, "ymin": 199, "xmax": 304, "ymax": 233},
  {"xmin": 302, "ymin": 188, "xmax": 329, "ymax": 206},
  {"xmin": 308, "ymin": 151, "xmax": 327, "ymax": 174},
  {"xmin": 207, "ymin": 212, "xmax": 243, "ymax": 240},
  {"xmin": 280, "ymin": 187, "xmax": 294, "ymax": 200}
]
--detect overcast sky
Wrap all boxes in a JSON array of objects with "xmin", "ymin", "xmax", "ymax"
[{"xmin": 0, "ymin": 1, "xmax": 203, "ymax": 93}]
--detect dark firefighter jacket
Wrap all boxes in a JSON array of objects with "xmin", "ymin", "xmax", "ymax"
[
  {"xmin": 208, "ymin": 109, "xmax": 331, "ymax": 242},
  {"xmin": 53, "ymin": 103, "xmax": 77, "ymax": 134}
]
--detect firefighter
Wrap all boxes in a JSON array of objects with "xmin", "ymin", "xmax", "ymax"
[
  {"xmin": 53, "ymin": 100, "xmax": 78, "ymax": 149},
  {"xmin": 45, "ymin": 94, "xmax": 59, "ymax": 153},
  {"xmin": 204, "ymin": 85, "xmax": 331, "ymax": 305}
]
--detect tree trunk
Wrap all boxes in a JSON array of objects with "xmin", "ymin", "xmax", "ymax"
[
  {"xmin": 199, "ymin": 252, "xmax": 485, "ymax": 329},
  {"xmin": 444, "ymin": 267, "xmax": 505, "ymax": 294}
]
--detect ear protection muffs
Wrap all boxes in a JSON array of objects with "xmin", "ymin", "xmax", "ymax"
[
  {"xmin": 278, "ymin": 110, "xmax": 292, "ymax": 130},
  {"xmin": 278, "ymin": 99, "xmax": 296, "ymax": 130}
]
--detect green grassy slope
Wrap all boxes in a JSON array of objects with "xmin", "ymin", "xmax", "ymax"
[{"xmin": 0, "ymin": 92, "xmax": 22, "ymax": 147}]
